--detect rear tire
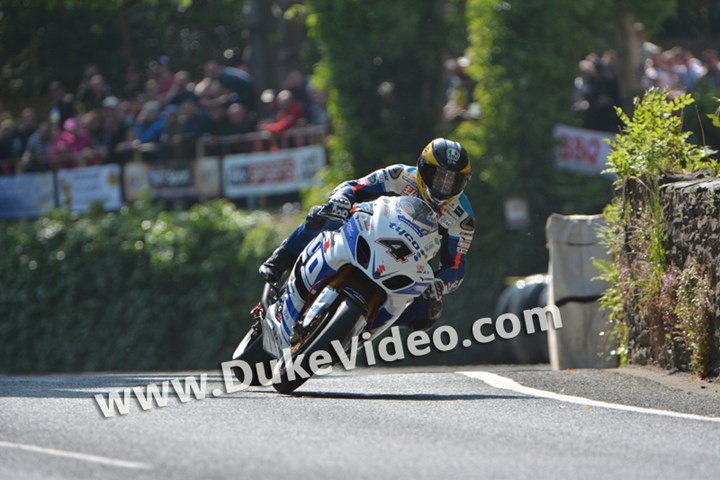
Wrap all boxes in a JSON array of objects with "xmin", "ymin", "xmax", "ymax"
[{"xmin": 273, "ymin": 297, "xmax": 364, "ymax": 394}]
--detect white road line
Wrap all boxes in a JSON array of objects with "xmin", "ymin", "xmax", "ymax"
[
  {"xmin": 457, "ymin": 371, "xmax": 720, "ymax": 424},
  {"xmin": 0, "ymin": 440, "xmax": 153, "ymax": 470}
]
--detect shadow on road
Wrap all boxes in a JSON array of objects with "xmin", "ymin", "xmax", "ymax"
[
  {"xmin": 287, "ymin": 391, "xmax": 530, "ymax": 401},
  {"xmin": 0, "ymin": 373, "xmax": 226, "ymax": 399}
]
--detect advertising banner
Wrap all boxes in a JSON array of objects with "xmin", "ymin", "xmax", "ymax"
[
  {"xmin": 57, "ymin": 164, "xmax": 122, "ymax": 212},
  {"xmin": 223, "ymin": 145, "xmax": 325, "ymax": 198},
  {"xmin": 553, "ymin": 124, "xmax": 615, "ymax": 175},
  {"xmin": 123, "ymin": 158, "xmax": 221, "ymax": 202},
  {"xmin": 0, "ymin": 172, "xmax": 55, "ymax": 219}
]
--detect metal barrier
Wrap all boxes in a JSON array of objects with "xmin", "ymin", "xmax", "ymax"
[{"xmin": 1, "ymin": 124, "xmax": 329, "ymax": 175}]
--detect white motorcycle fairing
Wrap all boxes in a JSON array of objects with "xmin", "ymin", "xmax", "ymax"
[{"xmin": 261, "ymin": 196, "xmax": 441, "ymax": 358}]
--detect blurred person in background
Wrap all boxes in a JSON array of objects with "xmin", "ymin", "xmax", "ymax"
[
  {"xmin": 258, "ymin": 88, "xmax": 276, "ymax": 123},
  {"xmin": 226, "ymin": 102, "xmax": 254, "ymax": 135},
  {"xmin": 217, "ymin": 103, "xmax": 255, "ymax": 154},
  {"xmin": 583, "ymin": 56, "xmax": 621, "ymax": 132},
  {"xmin": 642, "ymin": 50, "xmax": 677, "ymax": 91},
  {"xmin": 699, "ymin": 49, "xmax": 720, "ymax": 91},
  {"xmin": 134, "ymin": 101, "xmax": 166, "ymax": 145},
  {"xmin": 206, "ymin": 103, "xmax": 229, "ymax": 137},
  {"xmin": 48, "ymin": 117, "xmax": 92, "ymax": 168},
  {"xmin": 76, "ymin": 64, "xmax": 101, "ymax": 108},
  {"xmin": 0, "ymin": 119, "xmax": 17, "ymax": 172},
  {"xmin": 151, "ymin": 55, "xmax": 175, "ymax": 99},
  {"xmin": 160, "ymin": 104, "xmax": 181, "ymax": 151},
  {"xmin": 14, "ymin": 107, "xmax": 39, "ymax": 157},
  {"xmin": 170, "ymin": 100, "xmax": 207, "ymax": 158},
  {"xmin": 443, "ymin": 56, "xmax": 479, "ymax": 124},
  {"xmin": 261, "ymin": 89, "xmax": 305, "ymax": 135},
  {"xmin": 79, "ymin": 73, "xmax": 112, "ymax": 112},
  {"xmin": 48, "ymin": 81, "xmax": 76, "ymax": 126},
  {"xmin": 19, "ymin": 122, "xmax": 60, "ymax": 173},
  {"xmin": 670, "ymin": 47, "xmax": 705, "ymax": 92},
  {"xmin": 201, "ymin": 60, "xmax": 258, "ymax": 116},
  {"xmin": 121, "ymin": 66, "xmax": 144, "ymax": 100},
  {"xmin": 166, "ymin": 70, "xmax": 198, "ymax": 106},
  {"xmin": 100, "ymin": 112, "xmax": 129, "ymax": 164},
  {"xmin": 283, "ymin": 70, "xmax": 314, "ymax": 124}
]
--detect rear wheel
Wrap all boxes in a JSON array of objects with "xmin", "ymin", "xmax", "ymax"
[{"xmin": 273, "ymin": 296, "xmax": 364, "ymax": 394}]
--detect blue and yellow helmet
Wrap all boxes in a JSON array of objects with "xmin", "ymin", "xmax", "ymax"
[{"xmin": 417, "ymin": 138, "xmax": 471, "ymax": 206}]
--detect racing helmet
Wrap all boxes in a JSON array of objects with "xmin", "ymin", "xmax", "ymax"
[{"xmin": 416, "ymin": 138, "xmax": 471, "ymax": 206}]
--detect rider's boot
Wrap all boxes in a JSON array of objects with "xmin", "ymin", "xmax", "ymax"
[{"xmin": 259, "ymin": 241, "xmax": 296, "ymax": 283}]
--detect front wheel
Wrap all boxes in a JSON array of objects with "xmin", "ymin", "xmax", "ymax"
[
  {"xmin": 232, "ymin": 322, "xmax": 275, "ymax": 386},
  {"xmin": 273, "ymin": 296, "xmax": 364, "ymax": 394}
]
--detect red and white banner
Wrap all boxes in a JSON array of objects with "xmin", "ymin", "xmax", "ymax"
[
  {"xmin": 553, "ymin": 124, "xmax": 615, "ymax": 175},
  {"xmin": 223, "ymin": 145, "xmax": 326, "ymax": 198}
]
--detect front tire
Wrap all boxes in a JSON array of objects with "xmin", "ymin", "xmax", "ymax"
[
  {"xmin": 273, "ymin": 296, "xmax": 364, "ymax": 394},
  {"xmin": 232, "ymin": 322, "xmax": 275, "ymax": 386}
]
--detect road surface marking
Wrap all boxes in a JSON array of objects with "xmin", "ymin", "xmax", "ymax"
[
  {"xmin": 0, "ymin": 440, "xmax": 152, "ymax": 470},
  {"xmin": 458, "ymin": 371, "xmax": 720, "ymax": 424}
]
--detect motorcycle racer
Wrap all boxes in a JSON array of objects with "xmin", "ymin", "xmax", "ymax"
[{"xmin": 259, "ymin": 138, "xmax": 474, "ymax": 332}]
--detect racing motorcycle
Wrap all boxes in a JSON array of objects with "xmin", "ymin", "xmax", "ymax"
[{"xmin": 231, "ymin": 195, "xmax": 441, "ymax": 394}]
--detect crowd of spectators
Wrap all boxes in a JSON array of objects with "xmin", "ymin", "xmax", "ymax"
[
  {"xmin": 0, "ymin": 57, "xmax": 329, "ymax": 174},
  {"xmin": 573, "ymin": 24, "xmax": 720, "ymax": 133}
]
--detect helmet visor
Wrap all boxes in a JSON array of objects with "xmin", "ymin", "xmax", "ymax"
[{"xmin": 421, "ymin": 163, "xmax": 469, "ymax": 200}]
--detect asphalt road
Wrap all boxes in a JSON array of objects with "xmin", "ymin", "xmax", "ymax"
[{"xmin": 1, "ymin": 365, "xmax": 719, "ymax": 479}]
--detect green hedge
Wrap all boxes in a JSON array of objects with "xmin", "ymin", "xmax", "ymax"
[{"xmin": 0, "ymin": 201, "xmax": 297, "ymax": 373}]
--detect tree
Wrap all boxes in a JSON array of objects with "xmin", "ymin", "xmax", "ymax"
[
  {"xmin": 0, "ymin": 0, "xmax": 252, "ymax": 104},
  {"xmin": 306, "ymin": 0, "xmax": 456, "ymax": 178}
]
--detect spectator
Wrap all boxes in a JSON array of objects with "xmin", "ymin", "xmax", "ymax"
[
  {"xmin": 48, "ymin": 81, "xmax": 76, "ymax": 126},
  {"xmin": 206, "ymin": 104, "xmax": 229, "ymax": 137},
  {"xmin": 307, "ymin": 82, "xmax": 330, "ymax": 126},
  {"xmin": 582, "ymin": 57, "xmax": 621, "ymax": 133},
  {"xmin": 202, "ymin": 104, "xmax": 230, "ymax": 155},
  {"xmin": 0, "ymin": 119, "xmax": 17, "ymax": 166},
  {"xmin": 48, "ymin": 117, "xmax": 92, "ymax": 168},
  {"xmin": 101, "ymin": 96, "xmax": 121, "ymax": 124},
  {"xmin": 166, "ymin": 71, "xmax": 197, "ymax": 106},
  {"xmin": 14, "ymin": 107, "xmax": 39, "ymax": 156},
  {"xmin": 99, "ymin": 113, "xmax": 129, "ymax": 163},
  {"xmin": 226, "ymin": 103, "xmax": 254, "ymax": 135},
  {"xmin": 699, "ymin": 49, "xmax": 720, "ymax": 91},
  {"xmin": 151, "ymin": 55, "xmax": 175, "ymax": 98},
  {"xmin": 76, "ymin": 64, "xmax": 101, "ymax": 108},
  {"xmin": 170, "ymin": 100, "xmax": 207, "ymax": 158},
  {"xmin": 117, "ymin": 99, "xmax": 139, "ymax": 129},
  {"xmin": 642, "ymin": 50, "xmax": 677, "ymax": 91},
  {"xmin": 442, "ymin": 56, "xmax": 479, "ymax": 123},
  {"xmin": 261, "ymin": 89, "xmax": 305, "ymax": 135},
  {"xmin": 283, "ymin": 70, "xmax": 314, "ymax": 123},
  {"xmin": 79, "ymin": 73, "xmax": 112, "ymax": 112},
  {"xmin": 160, "ymin": 104, "xmax": 181, "ymax": 145},
  {"xmin": 671, "ymin": 47, "xmax": 705, "ymax": 92},
  {"xmin": 259, "ymin": 88, "xmax": 277, "ymax": 122},
  {"xmin": 20, "ymin": 122, "xmax": 60, "ymax": 172},
  {"xmin": 218, "ymin": 103, "xmax": 255, "ymax": 154},
  {"xmin": 202, "ymin": 60, "xmax": 258, "ymax": 113},
  {"xmin": 121, "ymin": 66, "xmax": 144, "ymax": 100},
  {"xmin": 134, "ymin": 101, "xmax": 165, "ymax": 144},
  {"xmin": 83, "ymin": 110, "xmax": 105, "ymax": 151}
]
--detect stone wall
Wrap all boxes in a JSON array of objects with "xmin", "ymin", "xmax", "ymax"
[{"xmin": 625, "ymin": 173, "xmax": 720, "ymax": 376}]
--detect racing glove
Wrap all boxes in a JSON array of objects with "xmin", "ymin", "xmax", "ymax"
[
  {"xmin": 316, "ymin": 195, "xmax": 352, "ymax": 221},
  {"xmin": 423, "ymin": 279, "xmax": 445, "ymax": 302}
]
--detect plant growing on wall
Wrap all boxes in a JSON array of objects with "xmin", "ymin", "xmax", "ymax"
[{"xmin": 595, "ymin": 87, "xmax": 718, "ymax": 375}]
